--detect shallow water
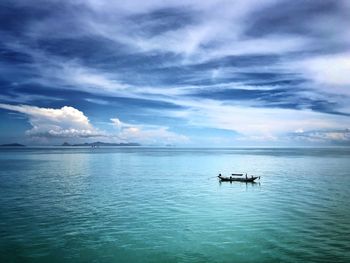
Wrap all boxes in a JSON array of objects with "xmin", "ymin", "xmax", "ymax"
[{"xmin": 0, "ymin": 147, "xmax": 350, "ymax": 262}]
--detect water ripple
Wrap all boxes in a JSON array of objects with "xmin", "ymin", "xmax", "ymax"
[{"xmin": 0, "ymin": 147, "xmax": 350, "ymax": 262}]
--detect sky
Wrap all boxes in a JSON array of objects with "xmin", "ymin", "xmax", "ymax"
[{"xmin": 0, "ymin": 0, "xmax": 350, "ymax": 146}]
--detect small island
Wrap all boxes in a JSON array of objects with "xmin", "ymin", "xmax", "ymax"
[
  {"xmin": 61, "ymin": 141, "xmax": 140, "ymax": 147},
  {"xmin": 0, "ymin": 143, "xmax": 25, "ymax": 147}
]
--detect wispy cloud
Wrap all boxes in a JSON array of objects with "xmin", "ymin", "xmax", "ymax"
[
  {"xmin": 290, "ymin": 129, "xmax": 350, "ymax": 144},
  {"xmin": 295, "ymin": 53, "xmax": 350, "ymax": 87},
  {"xmin": 111, "ymin": 118, "xmax": 189, "ymax": 145},
  {"xmin": 0, "ymin": 0, "xmax": 349, "ymax": 145}
]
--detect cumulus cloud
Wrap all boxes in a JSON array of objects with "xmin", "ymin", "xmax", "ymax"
[
  {"xmin": 0, "ymin": 103, "xmax": 188, "ymax": 145},
  {"xmin": 0, "ymin": 103, "xmax": 102, "ymax": 138}
]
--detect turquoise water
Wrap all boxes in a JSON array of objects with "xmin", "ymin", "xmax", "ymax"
[{"xmin": 0, "ymin": 147, "xmax": 350, "ymax": 263}]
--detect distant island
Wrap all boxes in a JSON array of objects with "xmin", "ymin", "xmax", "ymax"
[
  {"xmin": 0, "ymin": 143, "xmax": 25, "ymax": 147},
  {"xmin": 61, "ymin": 141, "xmax": 140, "ymax": 147}
]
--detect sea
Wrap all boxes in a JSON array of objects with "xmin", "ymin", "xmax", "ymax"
[{"xmin": 0, "ymin": 147, "xmax": 349, "ymax": 263}]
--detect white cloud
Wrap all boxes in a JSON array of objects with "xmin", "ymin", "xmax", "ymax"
[
  {"xmin": 111, "ymin": 117, "xmax": 188, "ymax": 145},
  {"xmin": 35, "ymin": 58, "xmax": 130, "ymax": 95},
  {"xmin": 0, "ymin": 103, "xmax": 188, "ymax": 144},
  {"xmin": 82, "ymin": 0, "xmax": 304, "ymax": 62},
  {"xmin": 291, "ymin": 129, "xmax": 350, "ymax": 143},
  {"xmin": 167, "ymin": 98, "xmax": 350, "ymax": 139},
  {"xmin": 298, "ymin": 53, "xmax": 350, "ymax": 86},
  {"xmin": 0, "ymin": 93, "xmax": 62, "ymax": 104},
  {"xmin": 85, "ymin": 98, "xmax": 110, "ymax": 105},
  {"xmin": 2, "ymin": 0, "xmax": 350, "ymax": 146},
  {"xmin": 10, "ymin": 46, "xmax": 186, "ymax": 100},
  {"xmin": 0, "ymin": 103, "xmax": 102, "ymax": 138}
]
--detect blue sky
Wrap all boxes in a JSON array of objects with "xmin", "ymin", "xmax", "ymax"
[{"xmin": 0, "ymin": 0, "xmax": 349, "ymax": 146}]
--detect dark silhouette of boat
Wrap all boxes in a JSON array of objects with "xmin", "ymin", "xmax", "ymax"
[{"xmin": 218, "ymin": 173, "xmax": 260, "ymax": 183}]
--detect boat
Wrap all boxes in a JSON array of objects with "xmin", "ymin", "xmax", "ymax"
[{"xmin": 218, "ymin": 174, "xmax": 260, "ymax": 182}]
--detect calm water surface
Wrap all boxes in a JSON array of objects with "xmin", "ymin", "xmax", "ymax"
[{"xmin": 0, "ymin": 147, "xmax": 350, "ymax": 262}]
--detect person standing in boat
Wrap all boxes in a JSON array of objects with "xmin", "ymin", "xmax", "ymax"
[{"xmin": 245, "ymin": 173, "xmax": 247, "ymax": 179}]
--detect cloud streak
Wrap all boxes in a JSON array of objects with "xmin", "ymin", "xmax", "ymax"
[
  {"xmin": 0, "ymin": 0, "xmax": 350, "ymax": 145},
  {"xmin": 111, "ymin": 118, "xmax": 189, "ymax": 145},
  {"xmin": 290, "ymin": 129, "xmax": 350, "ymax": 144}
]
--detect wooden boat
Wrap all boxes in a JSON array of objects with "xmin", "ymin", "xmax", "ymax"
[{"xmin": 218, "ymin": 174, "xmax": 259, "ymax": 182}]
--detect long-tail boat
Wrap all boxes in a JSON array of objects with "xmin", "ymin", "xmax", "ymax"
[{"xmin": 218, "ymin": 174, "xmax": 260, "ymax": 182}]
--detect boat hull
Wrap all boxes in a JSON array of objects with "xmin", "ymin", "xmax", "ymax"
[{"xmin": 218, "ymin": 176, "xmax": 258, "ymax": 182}]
